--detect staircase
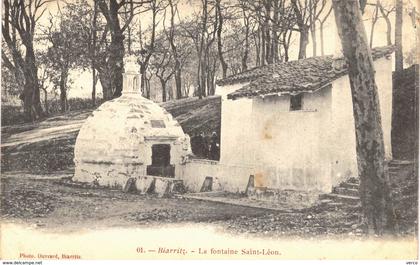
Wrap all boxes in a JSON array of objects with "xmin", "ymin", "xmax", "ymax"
[
  {"xmin": 318, "ymin": 160, "xmax": 417, "ymax": 209},
  {"xmin": 319, "ymin": 177, "xmax": 360, "ymax": 209}
]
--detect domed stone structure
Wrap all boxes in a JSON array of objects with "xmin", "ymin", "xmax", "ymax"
[{"xmin": 73, "ymin": 56, "xmax": 191, "ymax": 188}]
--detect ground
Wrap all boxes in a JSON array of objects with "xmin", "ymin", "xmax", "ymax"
[
  {"xmin": 0, "ymin": 101, "xmax": 417, "ymax": 239},
  {"xmin": 1, "ymin": 174, "xmax": 364, "ymax": 238}
]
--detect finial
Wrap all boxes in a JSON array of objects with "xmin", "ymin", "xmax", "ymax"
[{"xmin": 124, "ymin": 55, "xmax": 140, "ymax": 74}]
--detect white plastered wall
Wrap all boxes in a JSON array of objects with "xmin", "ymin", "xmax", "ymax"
[{"xmin": 330, "ymin": 56, "xmax": 393, "ymax": 186}]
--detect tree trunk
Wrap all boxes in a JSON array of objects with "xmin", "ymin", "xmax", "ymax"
[
  {"xmin": 264, "ymin": 1, "xmax": 272, "ymax": 64},
  {"xmin": 395, "ymin": 0, "xmax": 403, "ymax": 71},
  {"xmin": 160, "ymin": 78, "xmax": 167, "ymax": 102},
  {"xmin": 311, "ymin": 25, "xmax": 317, "ymax": 56},
  {"xmin": 97, "ymin": 0, "xmax": 126, "ymax": 100},
  {"xmin": 145, "ymin": 77, "xmax": 151, "ymax": 98},
  {"xmin": 167, "ymin": 0, "xmax": 182, "ymax": 99},
  {"xmin": 378, "ymin": 5, "xmax": 392, "ymax": 46},
  {"xmin": 109, "ymin": 33, "xmax": 124, "ymax": 98},
  {"xmin": 319, "ymin": 7, "xmax": 333, "ymax": 56},
  {"xmin": 174, "ymin": 67, "xmax": 182, "ymax": 99},
  {"xmin": 384, "ymin": 17, "xmax": 392, "ymax": 46},
  {"xmin": 140, "ymin": 64, "xmax": 147, "ymax": 97},
  {"xmin": 282, "ymin": 30, "xmax": 292, "ymax": 62},
  {"xmin": 197, "ymin": 0, "xmax": 208, "ymax": 99},
  {"xmin": 200, "ymin": 58, "xmax": 207, "ymax": 97},
  {"xmin": 283, "ymin": 45, "xmax": 289, "ymax": 62},
  {"xmin": 261, "ymin": 26, "xmax": 266, "ymax": 66},
  {"xmin": 22, "ymin": 46, "xmax": 44, "ymax": 121},
  {"xmin": 242, "ymin": 10, "xmax": 249, "ymax": 71},
  {"xmin": 369, "ymin": 21, "xmax": 376, "ymax": 48},
  {"xmin": 91, "ymin": 0, "xmax": 98, "ymax": 106},
  {"xmin": 140, "ymin": 64, "xmax": 151, "ymax": 98},
  {"xmin": 255, "ymin": 27, "xmax": 261, "ymax": 67},
  {"xmin": 2, "ymin": 0, "xmax": 43, "ymax": 122},
  {"xmin": 59, "ymin": 68, "xmax": 69, "ymax": 113},
  {"xmin": 98, "ymin": 70, "xmax": 112, "ymax": 100},
  {"xmin": 369, "ymin": 3, "xmax": 379, "ymax": 49},
  {"xmin": 320, "ymin": 23, "xmax": 325, "ymax": 56},
  {"xmin": 196, "ymin": 61, "xmax": 202, "ymax": 99},
  {"xmin": 332, "ymin": 0, "xmax": 396, "ymax": 235},
  {"xmin": 272, "ymin": 0, "xmax": 279, "ymax": 63},
  {"xmin": 298, "ymin": 27, "xmax": 309, "ymax": 59},
  {"xmin": 216, "ymin": 0, "xmax": 228, "ymax": 78},
  {"xmin": 127, "ymin": 25, "xmax": 132, "ymax": 55},
  {"xmin": 42, "ymin": 88, "xmax": 49, "ymax": 115},
  {"xmin": 92, "ymin": 67, "xmax": 96, "ymax": 105}
]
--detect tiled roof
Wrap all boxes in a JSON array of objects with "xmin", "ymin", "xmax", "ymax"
[{"xmin": 217, "ymin": 46, "xmax": 394, "ymax": 100}]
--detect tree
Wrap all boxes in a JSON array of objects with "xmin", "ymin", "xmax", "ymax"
[
  {"xmin": 395, "ymin": 0, "xmax": 403, "ymax": 71},
  {"xmin": 56, "ymin": 0, "xmax": 104, "ymax": 104},
  {"xmin": 180, "ymin": 1, "xmax": 218, "ymax": 99},
  {"xmin": 42, "ymin": 9, "xmax": 90, "ymax": 113},
  {"xmin": 164, "ymin": 0, "xmax": 183, "ymax": 99},
  {"xmin": 137, "ymin": 0, "xmax": 165, "ymax": 99},
  {"xmin": 36, "ymin": 56, "xmax": 52, "ymax": 114},
  {"xmin": 277, "ymin": 3, "xmax": 296, "ymax": 62},
  {"xmin": 369, "ymin": 1, "xmax": 380, "ymax": 48},
  {"xmin": 366, "ymin": 1, "xmax": 394, "ymax": 48},
  {"xmin": 238, "ymin": 0, "xmax": 251, "ymax": 70},
  {"xmin": 1, "ymin": 54, "xmax": 23, "ymax": 104},
  {"xmin": 332, "ymin": 0, "xmax": 396, "ymax": 235},
  {"xmin": 215, "ymin": 0, "xmax": 228, "ymax": 78},
  {"xmin": 1, "ymin": 43, "xmax": 24, "ymax": 100},
  {"xmin": 317, "ymin": 5, "xmax": 332, "ymax": 56},
  {"xmin": 91, "ymin": 1, "xmax": 99, "ymax": 106},
  {"xmin": 2, "ymin": 0, "xmax": 50, "ymax": 121},
  {"xmin": 96, "ymin": 0, "xmax": 144, "ymax": 99},
  {"xmin": 290, "ymin": 0, "xmax": 327, "ymax": 59},
  {"xmin": 150, "ymin": 37, "xmax": 175, "ymax": 102},
  {"xmin": 377, "ymin": 1, "xmax": 395, "ymax": 46}
]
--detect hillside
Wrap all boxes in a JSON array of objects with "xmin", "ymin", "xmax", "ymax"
[{"xmin": 1, "ymin": 96, "xmax": 221, "ymax": 173}]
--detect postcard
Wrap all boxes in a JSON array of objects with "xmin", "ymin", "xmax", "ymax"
[{"xmin": 1, "ymin": 0, "xmax": 418, "ymax": 262}]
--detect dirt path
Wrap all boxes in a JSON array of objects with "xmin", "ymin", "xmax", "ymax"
[
  {"xmin": 1, "ymin": 110, "xmax": 91, "ymax": 147},
  {"xmin": 0, "ymin": 175, "xmax": 272, "ymax": 233}
]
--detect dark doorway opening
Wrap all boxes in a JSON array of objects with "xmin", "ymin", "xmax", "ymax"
[{"xmin": 147, "ymin": 144, "xmax": 175, "ymax": 177}]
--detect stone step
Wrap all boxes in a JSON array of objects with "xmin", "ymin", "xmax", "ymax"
[
  {"xmin": 320, "ymin": 193, "xmax": 360, "ymax": 204},
  {"xmin": 388, "ymin": 160, "xmax": 415, "ymax": 166},
  {"xmin": 388, "ymin": 167, "xmax": 405, "ymax": 171},
  {"xmin": 347, "ymin": 177, "xmax": 360, "ymax": 184},
  {"xmin": 318, "ymin": 199, "xmax": 345, "ymax": 208},
  {"xmin": 323, "ymin": 202, "xmax": 345, "ymax": 210},
  {"xmin": 340, "ymin": 182, "xmax": 359, "ymax": 189},
  {"xmin": 334, "ymin": 187, "xmax": 359, "ymax": 197}
]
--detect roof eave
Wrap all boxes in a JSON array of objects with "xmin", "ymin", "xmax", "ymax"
[{"xmin": 227, "ymin": 83, "xmax": 333, "ymax": 101}]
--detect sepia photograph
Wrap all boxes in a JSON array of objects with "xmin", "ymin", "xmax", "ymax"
[{"xmin": 0, "ymin": 0, "xmax": 418, "ymax": 262}]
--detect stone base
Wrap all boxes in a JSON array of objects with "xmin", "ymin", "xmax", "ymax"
[{"xmin": 123, "ymin": 176, "xmax": 184, "ymax": 197}]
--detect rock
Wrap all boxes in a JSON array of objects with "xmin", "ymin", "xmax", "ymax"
[
  {"xmin": 123, "ymin": 178, "xmax": 136, "ymax": 193},
  {"xmin": 154, "ymin": 178, "xmax": 170, "ymax": 197},
  {"xmin": 135, "ymin": 176, "xmax": 155, "ymax": 194}
]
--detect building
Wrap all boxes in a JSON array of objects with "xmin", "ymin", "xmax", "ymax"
[
  {"xmin": 73, "ymin": 57, "xmax": 191, "ymax": 188},
  {"xmin": 180, "ymin": 46, "xmax": 394, "ymax": 194}
]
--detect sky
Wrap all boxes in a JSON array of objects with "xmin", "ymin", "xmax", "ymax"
[{"xmin": 34, "ymin": 0, "xmax": 419, "ymax": 99}]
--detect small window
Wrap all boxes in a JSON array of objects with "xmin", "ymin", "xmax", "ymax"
[
  {"xmin": 150, "ymin": 120, "xmax": 166, "ymax": 128},
  {"xmin": 290, "ymin": 94, "xmax": 303, "ymax": 111}
]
